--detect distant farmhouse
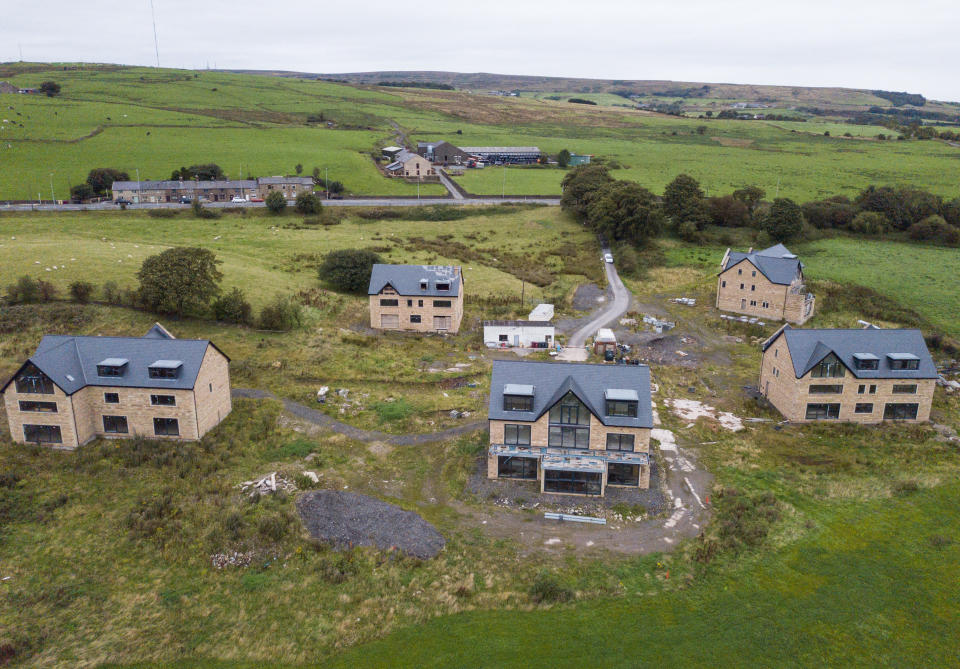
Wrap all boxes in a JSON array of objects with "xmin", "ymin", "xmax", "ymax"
[
  {"xmin": 384, "ymin": 150, "xmax": 436, "ymax": 179},
  {"xmin": 405, "ymin": 141, "xmax": 542, "ymax": 165},
  {"xmin": 1, "ymin": 324, "xmax": 231, "ymax": 449},
  {"xmin": 759, "ymin": 325, "xmax": 936, "ymax": 423},
  {"xmin": 416, "ymin": 141, "xmax": 473, "ymax": 166},
  {"xmin": 368, "ymin": 264, "xmax": 464, "ymax": 334},
  {"xmin": 717, "ymin": 243, "xmax": 815, "ymax": 324},
  {"xmin": 487, "ymin": 361, "xmax": 653, "ymax": 496},
  {"xmin": 111, "ymin": 176, "xmax": 313, "ymax": 203}
]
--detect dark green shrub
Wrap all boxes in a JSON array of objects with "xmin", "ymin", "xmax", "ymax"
[
  {"xmin": 265, "ymin": 191, "xmax": 286, "ymax": 214},
  {"xmin": 191, "ymin": 201, "xmax": 221, "ymax": 219},
  {"xmin": 212, "ymin": 287, "xmax": 253, "ymax": 325},
  {"xmin": 319, "ymin": 248, "xmax": 382, "ymax": 292},
  {"xmin": 258, "ymin": 294, "xmax": 303, "ymax": 331},
  {"xmin": 69, "ymin": 281, "xmax": 94, "ymax": 304},
  {"xmin": 295, "ymin": 191, "xmax": 321, "ymax": 214},
  {"xmin": 529, "ymin": 571, "xmax": 573, "ymax": 603},
  {"xmin": 257, "ymin": 512, "xmax": 292, "ymax": 543},
  {"xmin": 6, "ymin": 276, "xmax": 40, "ymax": 304},
  {"xmin": 147, "ymin": 209, "xmax": 179, "ymax": 219},
  {"xmin": 102, "ymin": 281, "xmax": 123, "ymax": 305}
]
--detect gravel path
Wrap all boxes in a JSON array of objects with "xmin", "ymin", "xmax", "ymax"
[
  {"xmin": 296, "ymin": 490, "xmax": 446, "ymax": 559},
  {"xmin": 232, "ymin": 388, "xmax": 486, "ymax": 445}
]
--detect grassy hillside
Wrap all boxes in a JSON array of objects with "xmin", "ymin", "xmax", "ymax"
[{"xmin": 2, "ymin": 63, "xmax": 959, "ymax": 201}]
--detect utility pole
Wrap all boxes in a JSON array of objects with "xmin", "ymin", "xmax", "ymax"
[
  {"xmin": 417, "ymin": 173, "xmax": 420, "ymax": 200},
  {"xmin": 502, "ymin": 165, "xmax": 506, "ymax": 199},
  {"xmin": 521, "ymin": 279, "xmax": 525, "ymax": 306},
  {"xmin": 136, "ymin": 168, "xmax": 142, "ymax": 206},
  {"xmin": 149, "ymin": 0, "xmax": 161, "ymax": 67},
  {"xmin": 325, "ymin": 167, "xmax": 329, "ymax": 199},
  {"xmin": 49, "ymin": 173, "xmax": 55, "ymax": 204}
]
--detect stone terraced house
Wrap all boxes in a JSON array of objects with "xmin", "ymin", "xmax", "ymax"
[
  {"xmin": 759, "ymin": 325, "xmax": 937, "ymax": 423},
  {"xmin": 717, "ymin": 243, "xmax": 815, "ymax": 324},
  {"xmin": 368, "ymin": 264, "xmax": 464, "ymax": 334},
  {"xmin": 1, "ymin": 324, "xmax": 231, "ymax": 449},
  {"xmin": 487, "ymin": 361, "xmax": 653, "ymax": 496}
]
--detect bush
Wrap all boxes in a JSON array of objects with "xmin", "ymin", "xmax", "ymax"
[
  {"xmin": 295, "ymin": 191, "xmax": 321, "ymax": 214},
  {"xmin": 212, "ymin": 287, "xmax": 253, "ymax": 325},
  {"xmin": 848, "ymin": 211, "xmax": 891, "ymax": 236},
  {"xmin": 678, "ymin": 219, "xmax": 700, "ymax": 242},
  {"xmin": 191, "ymin": 201, "xmax": 221, "ymax": 219},
  {"xmin": 37, "ymin": 280, "xmax": 58, "ymax": 303},
  {"xmin": 319, "ymin": 248, "xmax": 382, "ymax": 293},
  {"xmin": 265, "ymin": 190, "xmax": 287, "ymax": 214},
  {"xmin": 762, "ymin": 198, "xmax": 803, "ymax": 242},
  {"xmin": 6, "ymin": 276, "xmax": 40, "ymax": 304},
  {"xmin": 69, "ymin": 281, "xmax": 94, "ymax": 304},
  {"xmin": 529, "ymin": 571, "xmax": 573, "ymax": 603},
  {"xmin": 373, "ymin": 398, "xmax": 414, "ymax": 423},
  {"xmin": 257, "ymin": 512, "xmax": 292, "ymax": 543},
  {"xmin": 908, "ymin": 215, "xmax": 959, "ymax": 246},
  {"xmin": 102, "ymin": 280, "xmax": 123, "ymax": 305},
  {"xmin": 258, "ymin": 294, "xmax": 302, "ymax": 331},
  {"xmin": 694, "ymin": 488, "xmax": 779, "ymax": 563},
  {"xmin": 147, "ymin": 208, "xmax": 179, "ymax": 219},
  {"xmin": 125, "ymin": 489, "xmax": 181, "ymax": 547}
]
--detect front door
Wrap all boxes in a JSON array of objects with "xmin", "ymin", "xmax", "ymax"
[
  {"xmin": 741, "ymin": 298, "xmax": 746, "ymax": 309},
  {"xmin": 513, "ymin": 334, "xmax": 520, "ymax": 347}
]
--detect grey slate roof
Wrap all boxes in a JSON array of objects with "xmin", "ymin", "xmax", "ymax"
[
  {"xmin": 112, "ymin": 180, "xmax": 257, "ymax": 191},
  {"xmin": 763, "ymin": 326, "xmax": 937, "ymax": 379},
  {"xmin": 459, "ymin": 146, "xmax": 541, "ymax": 154},
  {"xmin": 368, "ymin": 264, "xmax": 461, "ymax": 297},
  {"xmin": 257, "ymin": 176, "xmax": 314, "ymax": 185},
  {"xmin": 488, "ymin": 360, "xmax": 653, "ymax": 428},
  {"xmin": 2, "ymin": 325, "xmax": 227, "ymax": 395},
  {"xmin": 722, "ymin": 244, "xmax": 803, "ymax": 285}
]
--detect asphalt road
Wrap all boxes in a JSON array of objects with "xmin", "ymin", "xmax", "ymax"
[
  {"xmin": 0, "ymin": 197, "xmax": 559, "ymax": 212},
  {"xmin": 568, "ymin": 250, "xmax": 632, "ymax": 348}
]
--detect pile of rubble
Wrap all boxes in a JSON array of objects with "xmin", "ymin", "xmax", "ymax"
[
  {"xmin": 937, "ymin": 376, "xmax": 960, "ymax": 393},
  {"xmin": 210, "ymin": 551, "xmax": 254, "ymax": 569},
  {"xmin": 239, "ymin": 472, "xmax": 297, "ymax": 497}
]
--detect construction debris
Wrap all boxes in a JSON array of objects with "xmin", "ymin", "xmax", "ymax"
[
  {"xmin": 671, "ymin": 297, "xmax": 697, "ymax": 306},
  {"xmin": 210, "ymin": 551, "xmax": 254, "ymax": 569},
  {"xmin": 239, "ymin": 471, "xmax": 296, "ymax": 497}
]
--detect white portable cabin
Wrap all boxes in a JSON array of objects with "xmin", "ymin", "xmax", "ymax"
[{"xmin": 483, "ymin": 320, "xmax": 555, "ymax": 349}]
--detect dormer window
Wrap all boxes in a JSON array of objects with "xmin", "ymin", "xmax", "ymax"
[
  {"xmin": 148, "ymin": 360, "xmax": 183, "ymax": 379},
  {"xmin": 420, "ymin": 279, "xmax": 428, "ymax": 291},
  {"xmin": 887, "ymin": 353, "xmax": 919, "ymax": 371},
  {"xmin": 852, "ymin": 353, "xmax": 879, "ymax": 371},
  {"xmin": 436, "ymin": 282, "xmax": 450, "ymax": 291},
  {"xmin": 604, "ymin": 389, "xmax": 639, "ymax": 417},
  {"xmin": 503, "ymin": 383, "xmax": 534, "ymax": 411},
  {"xmin": 97, "ymin": 358, "xmax": 128, "ymax": 377}
]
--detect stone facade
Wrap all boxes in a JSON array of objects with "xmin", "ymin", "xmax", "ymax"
[
  {"xmin": 759, "ymin": 334, "xmax": 934, "ymax": 423},
  {"xmin": 369, "ymin": 283, "xmax": 464, "ymax": 334},
  {"xmin": 387, "ymin": 153, "xmax": 436, "ymax": 179},
  {"xmin": 2, "ymin": 344, "xmax": 231, "ymax": 449},
  {"xmin": 716, "ymin": 257, "xmax": 815, "ymax": 325}
]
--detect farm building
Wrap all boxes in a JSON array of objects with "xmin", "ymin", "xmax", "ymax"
[
  {"xmin": 0, "ymin": 81, "xmax": 19, "ymax": 94},
  {"xmin": 382, "ymin": 146, "xmax": 404, "ymax": 161},
  {"xmin": 483, "ymin": 321, "xmax": 555, "ymax": 349},
  {"xmin": 717, "ymin": 243, "xmax": 815, "ymax": 324},
  {"xmin": 384, "ymin": 151, "xmax": 437, "ymax": 179},
  {"xmin": 759, "ymin": 325, "xmax": 937, "ymax": 424},
  {"xmin": 416, "ymin": 141, "xmax": 473, "ymax": 165},
  {"xmin": 568, "ymin": 154, "xmax": 592, "ymax": 166},
  {"xmin": 487, "ymin": 360, "xmax": 653, "ymax": 496},
  {"xmin": 1, "ymin": 324, "xmax": 232, "ymax": 449},
  {"xmin": 368, "ymin": 264, "xmax": 463, "ymax": 334},
  {"xmin": 459, "ymin": 146, "xmax": 542, "ymax": 164}
]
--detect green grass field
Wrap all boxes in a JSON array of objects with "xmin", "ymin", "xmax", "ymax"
[{"xmin": 3, "ymin": 63, "xmax": 960, "ymax": 201}]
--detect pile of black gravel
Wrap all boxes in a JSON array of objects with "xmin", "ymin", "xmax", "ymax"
[{"xmin": 295, "ymin": 490, "xmax": 446, "ymax": 559}]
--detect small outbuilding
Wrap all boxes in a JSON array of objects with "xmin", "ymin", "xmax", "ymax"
[
  {"xmin": 483, "ymin": 320, "xmax": 555, "ymax": 349},
  {"xmin": 593, "ymin": 328, "xmax": 617, "ymax": 356}
]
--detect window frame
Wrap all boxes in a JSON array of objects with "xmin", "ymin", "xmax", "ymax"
[
  {"xmin": 409, "ymin": 314, "xmax": 422, "ymax": 323},
  {"xmin": 23, "ymin": 424, "xmax": 62, "ymax": 444},
  {"xmin": 497, "ymin": 456, "xmax": 537, "ymax": 479},
  {"xmin": 854, "ymin": 403, "xmax": 874, "ymax": 414},
  {"xmin": 150, "ymin": 394, "xmax": 176, "ymax": 407},
  {"xmin": 605, "ymin": 400, "xmax": 638, "ymax": 418},
  {"xmin": 153, "ymin": 417, "xmax": 180, "ymax": 436},
  {"xmin": 96, "ymin": 364, "xmax": 126, "ymax": 377},
  {"xmin": 550, "ymin": 392, "xmax": 591, "ymax": 425},
  {"xmin": 379, "ymin": 298, "xmax": 399, "ymax": 307},
  {"xmin": 102, "ymin": 415, "xmax": 129, "ymax": 434},
  {"xmin": 543, "ymin": 469, "xmax": 602, "ymax": 495},
  {"xmin": 809, "ymin": 384, "xmax": 843, "ymax": 394},
  {"xmin": 805, "ymin": 403, "xmax": 841, "ymax": 420},
  {"xmin": 14, "ymin": 364, "xmax": 55, "ymax": 394},
  {"xmin": 433, "ymin": 300, "xmax": 452, "ymax": 308},
  {"xmin": 18, "ymin": 400, "xmax": 58, "ymax": 413},
  {"xmin": 148, "ymin": 366, "xmax": 179, "ymax": 380},
  {"xmin": 607, "ymin": 463, "xmax": 640, "ymax": 486},
  {"xmin": 503, "ymin": 394, "xmax": 533, "ymax": 412},
  {"xmin": 503, "ymin": 423, "xmax": 531, "ymax": 446},
  {"xmin": 548, "ymin": 425, "xmax": 590, "ymax": 449},
  {"xmin": 104, "ymin": 392, "xmax": 120, "ymax": 404},
  {"xmin": 811, "ymin": 354, "xmax": 845, "ymax": 378},
  {"xmin": 605, "ymin": 433, "xmax": 635, "ymax": 452},
  {"xmin": 892, "ymin": 384, "xmax": 918, "ymax": 394},
  {"xmin": 883, "ymin": 403, "xmax": 919, "ymax": 420}
]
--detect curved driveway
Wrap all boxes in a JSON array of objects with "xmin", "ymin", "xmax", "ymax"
[{"xmin": 558, "ymin": 249, "xmax": 632, "ymax": 360}]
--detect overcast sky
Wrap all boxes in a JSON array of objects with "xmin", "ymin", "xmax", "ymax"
[{"xmin": 4, "ymin": 0, "xmax": 958, "ymax": 100}]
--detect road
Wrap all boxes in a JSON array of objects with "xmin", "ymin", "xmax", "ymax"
[
  {"xmin": 558, "ymin": 249, "xmax": 632, "ymax": 361},
  {"xmin": 0, "ymin": 197, "xmax": 559, "ymax": 212}
]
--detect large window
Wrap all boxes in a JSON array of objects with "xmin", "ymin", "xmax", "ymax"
[
  {"xmin": 153, "ymin": 417, "xmax": 180, "ymax": 436},
  {"xmin": 892, "ymin": 384, "xmax": 918, "ymax": 394},
  {"xmin": 805, "ymin": 403, "xmax": 840, "ymax": 420},
  {"xmin": 379, "ymin": 298, "xmax": 399, "ymax": 307},
  {"xmin": 884, "ymin": 403, "xmax": 919, "ymax": 420},
  {"xmin": 854, "ymin": 403, "xmax": 874, "ymax": 414},
  {"xmin": 549, "ymin": 425, "xmax": 590, "ymax": 449},
  {"xmin": 854, "ymin": 358, "xmax": 879, "ymax": 371},
  {"xmin": 504, "ymin": 424, "xmax": 531, "ymax": 446},
  {"xmin": 18, "ymin": 401, "xmax": 57, "ymax": 413},
  {"xmin": 809, "ymin": 384, "xmax": 843, "ymax": 394},
  {"xmin": 148, "ymin": 366, "xmax": 179, "ymax": 380},
  {"xmin": 102, "ymin": 415, "xmax": 128, "ymax": 434},
  {"xmin": 498, "ymin": 456, "xmax": 537, "ymax": 479},
  {"xmin": 97, "ymin": 364, "xmax": 125, "ymax": 377},
  {"xmin": 811, "ymin": 353, "xmax": 845, "ymax": 378},
  {"xmin": 549, "ymin": 392, "xmax": 590, "ymax": 426},
  {"xmin": 543, "ymin": 470, "xmax": 602, "ymax": 495},
  {"xmin": 150, "ymin": 394, "xmax": 176, "ymax": 406},
  {"xmin": 607, "ymin": 463, "xmax": 640, "ymax": 486},
  {"xmin": 14, "ymin": 364, "xmax": 54, "ymax": 394},
  {"xmin": 889, "ymin": 358, "xmax": 919, "ymax": 371},
  {"xmin": 503, "ymin": 395, "xmax": 533, "ymax": 411},
  {"xmin": 433, "ymin": 300, "xmax": 452, "ymax": 308},
  {"xmin": 409, "ymin": 315, "xmax": 422, "ymax": 324},
  {"xmin": 23, "ymin": 424, "xmax": 62, "ymax": 444},
  {"xmin": 605, "ymin": 400, "xmax": 638, "ymax": 417},
  {"xmin": 605, "ymin": 433, "xmax": 635, "ymax": 452}
]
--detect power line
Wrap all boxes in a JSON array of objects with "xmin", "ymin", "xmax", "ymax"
[{"xmin": 149, "ymin": 0, "xmax": 160, "ymax": 67}]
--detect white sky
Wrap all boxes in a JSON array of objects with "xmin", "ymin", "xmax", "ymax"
[{"xmin": 4, "ymin": 0, "xmax": 959, "ymax": 101}]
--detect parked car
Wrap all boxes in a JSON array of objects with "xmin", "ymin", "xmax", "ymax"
[
  {"xmin": 604, "ymin": 253, "xmax": 614, "ymax": 263},
  {"xmin": 179, "ymin": 196, "xmax": 192, "ymax": 204},
  {"xmin": 114, "ymin": 198, "xmax": 132, "ymax": 205},
  {"xmin": 249, "ymin": 196, "xmax": 264, "ymax": 202},
  {"xmin": 230, "ymin": 196, "xmax": 246, "ymax": 203}
]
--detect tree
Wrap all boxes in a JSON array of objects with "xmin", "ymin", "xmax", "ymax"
[
  {"xmin": 295, "ymin": 191, "xmax": 321, "ymax": 214},
  {"xmin": 170, "ymin": 164, "xmax": 225, "ymax": 181},
  {"xmin": 5, "ymin": 276, "xmax": 40, "ymax": 304},
  {"xmin": 39, "ymin": 81, "xmax": 61, "ymax": 97},
  {"xmin": 855, "ymin": 185, "xmax": 941, "ymax": 231},
  {"xmin": 663, "ymin": 174, "xmax": 709, "ymax": 228},
  {"xmin": 560, "ymin": 165, "xmax": 613, "ymax": 219},
  {"xmin": 212, "ymin": 287, "xmax": 253, "ymax": 325},
  {"xmin": 327, "ymin": 180, "xmax": 344, "ymax": 195},
  {"xmin": 557, "ymin": 149, "xmax": 571, "ymax": 168},
  {"xmin": 295, "ymin": 163, "xmax": 303, "ymax": 175},
  {"xmin": 849, "ymin": 211, "xmax": 891, "ymax": 235},
  {"xmin": 708, "ymin": 195, "xmax": 749, "ymax": 227},
  {"xmin": 731, "ymin": 185, "xmax": 765, "ymax": 213},
  {"xmin": 86, "ymin": 168, "xmax": 130, "ymax": 196},
  {"xmin": 258, "ymin": 294, "xmax": 303, "ymax": 331},
  {"xmin": 908, "ymin": 215, "xmax": 960, "ymax": 246},
  {"xmin": 319, "ymin": 249, "xmax": 383, "ymax": 292},
  {"xmin": 762, "ymin": 198, "xmax": 804, "ymax": 242},
  {"xmin": 585, "ymin": 180, "xmax": 664, "ymax": 244},
  {"xmin": 70, "ymin": 183, "xmax": 95, "ymax": 202},
  {"xmin": 801, "ymin": 199, "xmax": 856, "ymax": 229},
  {"xmin": 265, "ymin": 190, "xmax": 287, "ymax": 214},
  {"xmin": 69, "ymin": 281, "xmax": 94, "ymax": 304},
  {"xmin": 137, "ymin": 247, "xmax": 223, "ymax": 318},
  {"xmin": 696, "ymin": 125, "xmax": 707, "ymax": 135}
]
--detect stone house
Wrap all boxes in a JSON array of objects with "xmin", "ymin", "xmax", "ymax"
[
  {"xmin": 368, "ymin": 264, "xmax": 464, "ymax": 334},
  {"xmin": 384, "ymin": 151, "xmax": 436, "ymax": 179},
  {"xmin": 759, "ymin": 325, "xmax": 937, "ymax": 423},
  {"xmin": 416, "ymin": 141, "xmax": 473, "ymax": 165},
  {"xmin": 1, "ymin": 324, "xmax": 231, "ymax": 449},
  {"xmin": 716, "ymin": 244, "xmax": 815, "ymax": 324},
  {"xmin": 254, "ymin": 176, "xmax": 315, "ymax": 200},
  {"xmin": 112, "ymin": 179, "xmax": 257, "ymax": 203},
  {"xmin": 487, "ymin": 361, "xmax": 653, "ymax": 496}
]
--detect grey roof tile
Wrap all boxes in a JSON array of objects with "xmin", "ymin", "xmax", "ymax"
[
  {"xmin": 723, "ymin": 244, "xmax": 803, "ymax": 285},
  {"xmin": 368, "ymin": 264, "xmax": 461, "ymax": 297}
]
